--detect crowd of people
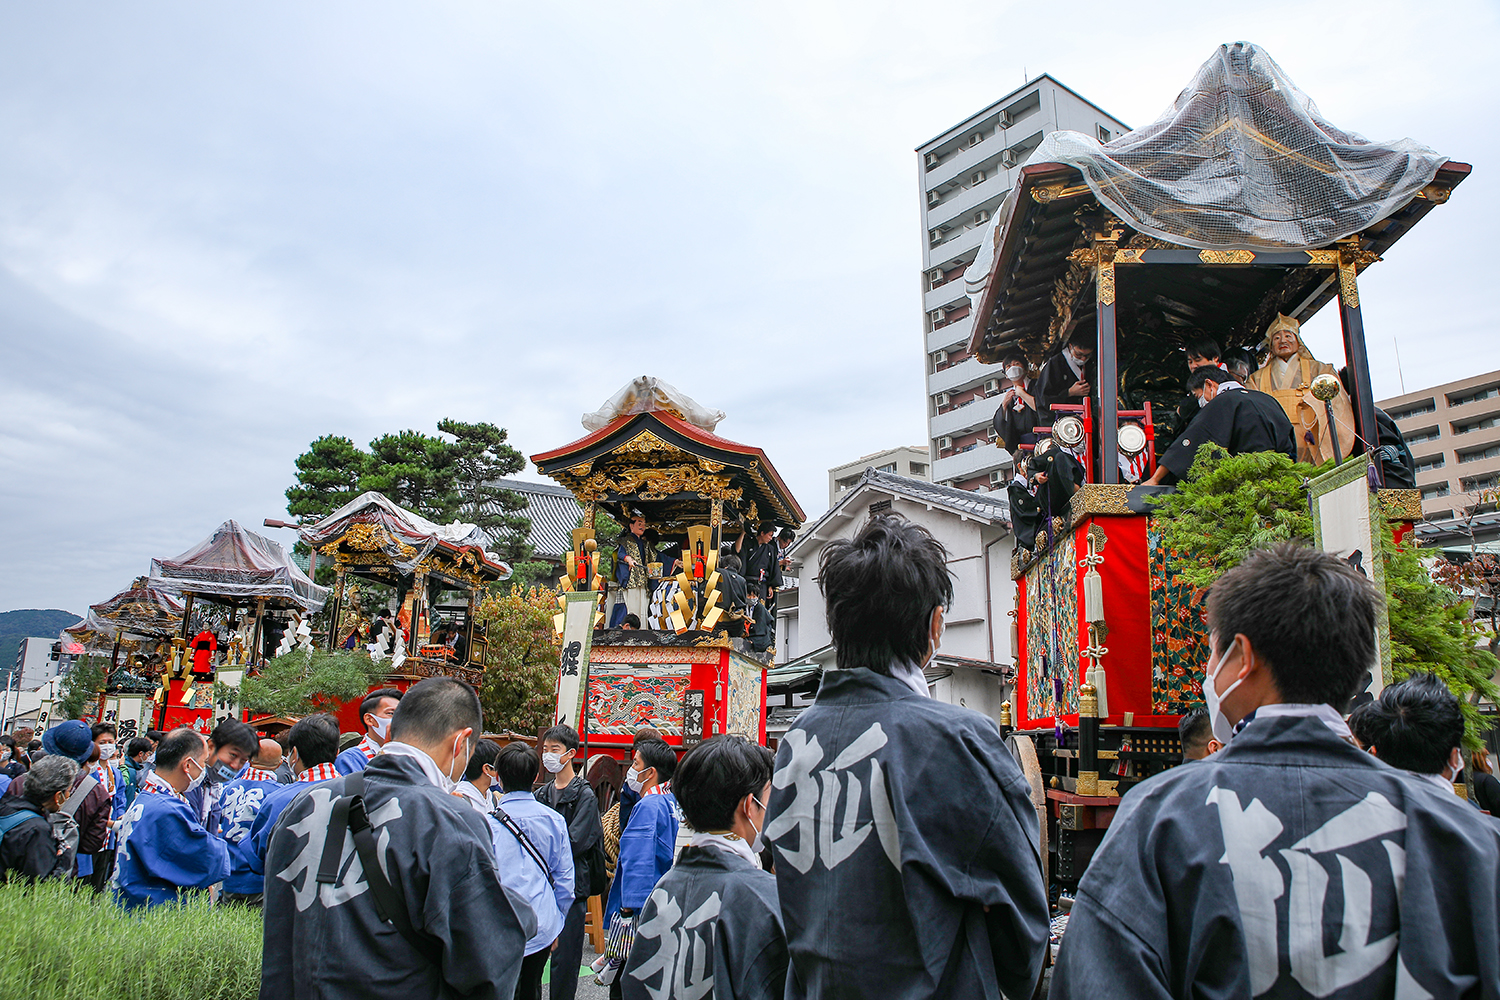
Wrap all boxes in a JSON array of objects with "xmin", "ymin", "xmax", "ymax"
[{"xmin": 3, "ymin": 512, "xmax": 1499, "ymax": 998}]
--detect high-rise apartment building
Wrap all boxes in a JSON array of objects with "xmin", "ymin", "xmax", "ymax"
[
  {"xmin": 1379, "ymin": 369, "xmax": 1500, "ymax": 525},
  {"xmin": 918, "ymin": 76, "xmax": 1129, "ymax": 491},
  {"xmin": 827, "ymin": 446, "xmax": 930, "ymax": 506}
]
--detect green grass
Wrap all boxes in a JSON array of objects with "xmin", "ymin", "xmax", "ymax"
[{"xmin": 0, "ymin": 881, "xmax": 261, "ymax": 1000}]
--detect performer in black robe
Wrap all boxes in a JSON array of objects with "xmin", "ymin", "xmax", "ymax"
[
  {"xmin": 1035, "ymin": 332, "xmax": 1096, "ymax": 420},
  {"xmin": 1007, "ymin": 465, "xmax": 1042, "ymax": 551},
  {"xmin": 1145, "ymin": 366, "xmax": 1295, "ymax": 484},
  {"xmin": 991, "ymin": 354, "xmax": 1041, "ymax": 450}
]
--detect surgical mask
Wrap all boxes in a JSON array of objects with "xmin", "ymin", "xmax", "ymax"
[
  {"xmin": 0, "ymin": 750, "xmax": 11, "ymax": 763},
  {"xmin": 1203, "ymin": 639, "xmax": 1246, "ymax": 745},
  {"xmin": 1069, "ymin": 350, "xmax": 1089, "ymax": 365},
  {"xmin": 749, "ymin": 795, "xmax": 766, "ymax": 853},
  {"xmin": 1005, "ymin": 365, "xmax": 1024, "ymax": 380},
  {"xmin": 1197, "ymin": 395, "xmax": 1208, "ymax": 409},
  {"xmin": 185, "ymin": 758, "xmax": 207, "ymax": 793},
  {"xmin": 98, "ymin": 744, "xmax": 116, "ymax": 761},
  {"xmin": 625, "ymin": 767, "xmax": 644, "ymax": 794},
  {"xmin": 207, "ymin": 760, "xmax": 239, "ymax": 785},
  {"xmin": 445, "ymin": 735, "xmax": 469, "ymax": 791},
  {"xmin": 541, "ymin": 752, "xmax": 567, "ymax": 774},
  {"xmin": 370, "ymin": 715, "xmax": 391, "ymax": 740}
]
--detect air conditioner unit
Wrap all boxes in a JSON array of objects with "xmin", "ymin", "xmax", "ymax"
[
  {"xmin": 1001, "ymin": 149, "xmax": 1019, "ymax": 168},
  {"xmin": 998, "ymin": 109, "xmax": 1014, "ymax": 128},
  {"xmin": 989, "ymin": 470, "xmax": 1006, "ymax": 486},
  {"xmin": 927, "ymin": 190, "xmax": 943, "ymax": 207},
  {"xmin": 984, "ymin": 378, "xmax": 1002, "ymax": 393},
  {"xmin": 938, "ymin": 435, "xmax": 954, "ymax": 449},
  {"xmin": 935, "ymin": 394, "xmax": 950, "ymax": 409},
  {"xmin": 929, "ymin": 268, "xmax": 945, "ymax": 284},
  {"xmin": 971, "ymin": 170, "xmax": 986, "ymax": 185},
  {"xmin": 929, "ymin": 229, "xmax": 944, "ymax": 244},
  {"xmin": 930, "ymin": 309, "xmax": 946, "ymax": 325},
  {"xmin": 924, "ymin": 151, "xmax": 941, "ymax": 168},
  {"xmin": 935, "ymin": 349, "xmax": 949, "ymax": 365},
  {"xmin": 974, "ymin": 209, "xmax": 991, "ymax": 225},
  {"xmin": 969, "ymin": 132, "xmax": 985, "ymax": 147}
]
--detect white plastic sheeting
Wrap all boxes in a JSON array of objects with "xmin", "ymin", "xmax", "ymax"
[
  {"xmin": 297, "ymin": 491, "xmax": 509, "ymax": 578},
  {"xmin": 999, "ymin": 42, "xmax": 1446, "ymax": 253},
  {"xmin": 150, "ymin": 520, "xmax": 329, "ymax": 612},
  {"xmin": 582, "ymin": 376, "xmax": 726, "ymax": 433}
]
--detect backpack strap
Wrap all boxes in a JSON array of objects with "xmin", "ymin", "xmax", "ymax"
[
  {"xmin": 0, "ymin": 810, "xmax": 34, "ymax": 841},
  {"xmin": 58, "ymin": 775, "xmax": 99, "ymax": 820},
  {"xmin": 317, "ymin": 771, "xmax": 443, "ymax": 967},
  {"xmin": 492, "ymin": 804, "xmax": 555, "ymax": 887}
]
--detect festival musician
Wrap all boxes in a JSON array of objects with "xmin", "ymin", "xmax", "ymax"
[
  {"xmin": 992, "ymin": 352, "xmax": 1040, "ymax": 450},
  {"xmin": 1144, "ymin": 366, "xmax": 1296, "ymax": 486}
]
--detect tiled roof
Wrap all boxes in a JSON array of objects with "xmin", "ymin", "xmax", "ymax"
[
  {"xmin": 487, "ymin": 479, "xmax": 583, "ymax": 560},
  {"xmin": 861, "ymin": 469, "xmax": 1011, "ymax": 521}
]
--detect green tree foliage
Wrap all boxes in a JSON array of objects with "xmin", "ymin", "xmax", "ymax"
[
  {"xmin": 285, "ymin": 435, "xmax": 370, "ymax": 521},
  {"xmin": 1383, "ymin": 531, "xmax": 1500, "ymax": 751},
  {"xmin": 362, "ymin": 429, "xmax": 460, "ymax": 521},
  {"xmin": 475, "ymin": 587, "xmax": 561, "ymax": 734},
  {"xmin": 0, "ymin": 879, "xmax": 261, "ymax": 999},
  {"xmin": 56, "ymin": 655, "xmax": 106, "ymax": 720},
  {"xmin": 1148, "ymin": 444, "xmax": 1321, "ymax": 591},
  {"xmin": 235, "ymin": 649, "xmax": 387, "ymax": 718}
]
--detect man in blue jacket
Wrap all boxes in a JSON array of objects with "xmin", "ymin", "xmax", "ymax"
[
  {"xmin": 605, "ymin": 739, "xmax": 680, "ymax": 1000},
  {"xmin": 111, "ymin": 727, "xmax": 229, "ymax": 909},
  {"xmin": 334, "ymin": 687, "xmax": 403, "ymax": 774},
  {"xmin": 216, "ymin": 739, "xmax": 289, "ymax": 905},
  {"xmin": 237, "ymin": 713, "xmax": 342, "ymax": 896}
]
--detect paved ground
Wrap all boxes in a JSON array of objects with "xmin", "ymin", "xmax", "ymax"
[{"xmin": 543, "ymin": 937, "xmax": 609, "ymax": 1000}]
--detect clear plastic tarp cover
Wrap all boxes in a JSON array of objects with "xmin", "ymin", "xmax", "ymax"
[
  {"xmin": 297, "ymin": 492, "xmax": 510, "ymax": 579},
  {"xmin": 1010, "ymin": 42, "xmax": 1447, "ymax": 251},
  {"xmin": 151, "ymin": 520, "xmax": 330, "ymax": 612},
  {"xmin": 582, "ymin": 376, "xmax": 726, "ymax": 433},
  {"xmin": 74, "ymin": 583, "xmax": 186, "ymax": 641}
]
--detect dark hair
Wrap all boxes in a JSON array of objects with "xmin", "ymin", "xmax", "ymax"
[
  {"xmin": 1177, "ymin": 708, "xmax": 1214, "ymax": 761},
  {"xmin": 210, "ymin": 719, "xmax": 258, "ymax": 760},
  {"xmin": 632, "ymin": 727, "xmax": 663, "ymax": 749},
  {"xmin": 286, "ymin": 714, "xmax": 340, "ymax": 767},
  {"xmin": 1066, "ymin": 330, "xmax": 1094, "ymax": 349},
  {"xmin": 820, "ymin": 514, "xmax": 953, "ymax": 675},
  {"xmin": 389, "ymin": 677, "xmax": 482, "ymax": 746},
  {"xmin": 757, "ymin": 522, "xmax": 776, "ymax": 536},
  {"xmin": 145, "ymin": 730, "xmax": 165, "ymax": 744},
  {"xmin": 361, "ymin": 687, "xmax": 404, "ymax": 725},
  {"xmin": 126, "ymin": 737, "xmax": 154, "ymax": 759},
  {"xmin": 27, "ymin": 741, "xmax": 41, "ymax": 752},
  {"xmin": 635, "ymin": 739, "xmax": 677, "ymax": 784},
  {"xmin": 779, "ymin": 528, "xmax": 796, "ymax": 541},
  {"xmin": 24, "ymin": 756, "xmax": 78, "ymax": 807},
  {"xmin": 464, "ymin": 739, "xmax": 502, "ymax": 782},
  {"xmin": 720, "ymin": 554, "xmax": 742, "ymax": 573},
  {"xmin": 541, "ymin": 725, "xmax": 580, "ymax": 752},
  {"xmin": 156, "ymin": 728, "xmax": 206, "ymax": 772},
  {"xmin": 1205, "ymin": 543, "xmax": 1379, "ymax": 706},
  {"xmin": 0, "ymin": 735, "xmax": 13, "ymax": 751},
  {"xmin": 1364, "ymin": 673, "xmax": 1464, "ymax": 774},
  {"xmin": 90, "ymin": 722, "xmax": 117, "ymax": 740},
  {"xmin": 1185, "ymin": 366, "xmax": 1229, "ymax": 392},
  {"xmin": 495, "ymin": 742, "xmax": 540, "ymax": 793},
  {"xmin": 673, "ymin": 735, "xmax": 774, "ymax": 832},
  {"xmin": 1185, "ymin": 336, "xmax": 1222, "ymax": 362},
  {"xmin": 623, "ymin": 614, "xmax": 641, "ymax": 629},
  {"xmin": 1348, "ymin": 700, "xmax": 1383, "ymax": 750}
]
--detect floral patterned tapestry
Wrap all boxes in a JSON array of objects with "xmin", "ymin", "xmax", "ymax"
[
  {"xmin": 1148, "ymin": 523, "xmax": 1209, "ymax": 715},
  {"xmin": 587, "ymin": 663, "xmax": 690, "ymax": 736},
  {"xmin": 1024, "ymin": 531, "xmax": 1078, "ymax": 721},
  {"xmin": 726, "ymin": 657, "xmax": 763, "ymax": 740}
]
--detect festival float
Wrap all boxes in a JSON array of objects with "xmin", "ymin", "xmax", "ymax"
[
  {"xmin": 963, "ymin": 43, "xmax": 1465, "ymax": 887},
  {"xmin": 53, "ymin": 579, "xmax": 185, "ymax": 736},
  {"xmin": 531, "ymin": 378, "xmax": 805, "ymax": 760}
]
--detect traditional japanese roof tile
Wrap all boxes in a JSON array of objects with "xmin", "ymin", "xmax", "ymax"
[
  {"xmin": 487, "ymin": 479, "xmax": 583, "ymax": 561},
  {"xmin": 792, "ymin": 469, "xmax": 1010, "ymax": 558}
]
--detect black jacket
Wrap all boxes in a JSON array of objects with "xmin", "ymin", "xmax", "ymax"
[
  {"xmin": 1036, "ymin": 350, "xmax": 1096, "ymax": 420},
  {"xmin": 1157, "ymin": 386, "xmax": 1297, "ymax": 481},
  {"xmin": 536, "ymin": 774, "xmax": 606, "ymax": 899},
  {"xmin": 0, "ymin": 797, "xmax": 67, "ymax": 882}
]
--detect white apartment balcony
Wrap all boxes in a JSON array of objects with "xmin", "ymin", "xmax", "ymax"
[
  {"xmin": 924, "ymin": 280, "xmax": 970, "ymax": 314},
  {"xmin": 927, "ymin": 182, "xmax": 1007, "ymax": 232},
  {"xmin": 929, "ymin": 355, "xmax": 991, "ymax": 395},
  {"xmin": 932, "ymin": 442, "xmax": 1014, "ymax": 484},
  {"xmin": 930, "ymin": 396, "xmax": 997, "ymax": 439},
  {"xmin": 927, "ymin": 314, "xmax": 973, "ymax": 353},
  {"xmin": 923, "ymin": 224, "xmax": 985, "ymax": 270},
  {"xmin": 924, "ymin": 137, "xmax": 999, "ymax": 190}
]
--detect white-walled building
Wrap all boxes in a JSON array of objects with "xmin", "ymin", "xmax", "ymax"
[
  {"xmin": 770, "ymin": 469, "xmax": 1015, "ymax": 737},
  {"xmin": 827, "ymin": 446, "xmax": 930, "ymax": 507},
  {"xmin": 919, "ymin": 76, "xmax": 1129, "ymax": 492}
]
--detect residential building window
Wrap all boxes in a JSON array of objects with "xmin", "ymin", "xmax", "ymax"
[
  {"xmin": 1414, "ymin": 453, "xmax": 1446, "ymax": 472},
  {"xmin": 1454, "ymin": 415, "xmax": 1500, "ymax": 435},
  {"xmin": 1458, "ymin": 444, "xmax": 1500, "ymax": 464},
  {"xmin": 1420, "ymin": 483, "xmax": 1451, "ymax": 500},
  {"xmin": 1425, "ymin": 509, "xmax": 1455, "ymax": 522},
  {"xmin": 1460, "ymin": 474, "xmax": 1500, "ymax": 493},
  {"xmin": 1097, "ymin": 125, "xmax": 1111, "ymax": 142},
  {"xmin": 1448, "ymin": 384, "xmax": 1500, "ymax": 407},
  {"xmin": 876, "ymin": 463, "xmax": 896, "ymax": 474},
  {"xmin": 909, "ymin": 463, "xmax": 928, "ymax": 476},
  {"xmin": 1389, "ymin": 398, "xmax": 1436, "ymax": 420},
  {"xmin": 1404, "ymin": 426, "xmax": 1441, "ymax": 445}
]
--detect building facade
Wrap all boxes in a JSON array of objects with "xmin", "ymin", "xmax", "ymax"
[
  {"xmin": 827, "ymin": 446, "xmax": 930, "ymax": 507},
  {"xmin": 918, "ymin": 75, "xmax": 1129, "ymax": 492},
  {"xmin": 1379, "ymin": 369, "xmax": 1500, "ymax": 527}
]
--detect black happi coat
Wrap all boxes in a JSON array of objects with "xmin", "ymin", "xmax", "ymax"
[
  {"xmin": 1036, "ymin": 350, "xmax": 1095, "ymax": 420},
  {"xmin": 1053, "ymin": 715, "xmax": 1500, "ymax": 999},
  {"xmin": 622, "ymin": 844, "xmax": 788, "ymax": 1000},
  {"xmin": 1008, "ymin": 479, "xmax": 1042, "ymax": 551},
  {"xmin": 536, "ymin": 774, "xmax": 606, "ymax": 899},
  {"xmin": 1373, "ymin": 407, "xmax": 1417, "ymax": 489},
  {"xmin": 260, "ymin": 755, "xmax": 531, "ymax": 1000},
  {"xmin": 740, "ymin": 540, "xmax": 783, "ymax": 599},
  {"xmin": 1158, "ymin": 386, "xmax": 1296, "ymax": 480},
  {"xmin": 992, "ymin": 382, "xmax": 1040, "ymax": 450},
  {"xmin": 766, "ymin": 668, "xmax": 1048, "ymax": 1000}
]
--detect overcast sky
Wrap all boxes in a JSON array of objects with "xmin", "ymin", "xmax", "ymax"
[{"xmin": 2, "ymin": 2, "xmax": 1496, "ymax": 617}]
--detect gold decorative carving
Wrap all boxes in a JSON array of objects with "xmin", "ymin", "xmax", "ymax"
[
  {"xmin": 1198, "ymin": 249, "xmax": 1255, "ymax": 264},
  {"xmin": 1069, "ymin": 484, "xmax": 1134, "ymax": 518},
  {"xmin": 616, "ymin": 431, "xmax": 674, "ymax": 456},
  {"xmin": 698, "ymin": 459, "xmax": 727, "ymax": 473},
  {"xmin": 1113, "ymin": 248, "xmax": 1147, "ymax": 264},
  {"xmin": 1304, "ymin": 249, "xmax": 1340, "ymax": 265},
  {"xmin": 1067, "ymin": 247, "xmax": 1097, "ymax": 265},
  {"xmin": 1044, "ymin": 247, "xmax": 1094, "ymax": 352},
  {"xmin": 1031, "ymin": 182, "xmax": 1090, "ymax": 203},
  {"xmin": 575, "ymin": 465, "xmax": 743, "ymax": 503},
  {"xmin": 568, "ymin": 462, "xmax": 593, "ymax": 477},
  {"xmin": 1088, "ymin": 524, "xmax": 1108, "ymax": 552},
  {"xmin": 1377, "ymin": 489, "xmax": 1423, "ymax": 521},
  {"xmin": 1338, "ymin": 261, "xmax": 1360, "ymax": 308},
  {"xmin": 1417, "ymin": 183, "xmax": 1451, "ymax": 203},
  {"xmin": 1076, "ymin": 770, "xmax": 1099, "ymax": 796},
  {"xmin": 1096, "ymin": 259, "xmax": 1116, "ymax": 306},
  {"xmin": 1124, "ymin": 234, "xmax": 1180, "ymax": 250}
]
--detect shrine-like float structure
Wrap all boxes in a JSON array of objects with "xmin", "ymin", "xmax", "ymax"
[
  {"xmin": 963, "ymin": 43, "xmax": 1467, "ymax": 887},
  {"xmin": 532, "ymin": 378, "xmax": 805, "ymax": 759}
]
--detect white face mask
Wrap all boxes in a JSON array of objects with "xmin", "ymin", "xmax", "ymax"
[
  {"xmin": 185, "ymin": 757, "xmax": 207, "ymax": 793},
  {"xmin": 748, "ymin": 795, "xmax": 766, "ymax": 853},
  {"xmin": 625, "ymin": 767, "xmax": 644, "ymax": 794},
  {"xmin": 445, "ymin": 734, "xmax": 469, "ymax": 792},
  {"xmin": 98, "ymin": 744, "xmax": 116, "ymax": 761},
  {"xmin": 369, "ymin": 715, "xmax": 391, "ymax": 740},
  {"xmin": 541, "ymin": 752, "xmax": 568, "ymax": 774},
  {"xmin": 1197, "ymin": 394, "xmax": 1208, "ymax": 409},
  {"xmin": 1005, "ymin": 365, "xmax": 1024, "ymax": 380},
  {"xmin": 1203, "ymin": 639, "xmax": 1247, "ymax": 745}
]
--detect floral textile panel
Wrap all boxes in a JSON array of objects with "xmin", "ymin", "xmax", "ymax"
[
  {"xmin": 1148, "ymin": 523, "xmax": 1209, "ymax": 715},
  {"xmin": 1024, "ymin": 532, "xmax": 1079, "ymax": 722},
  {"xmin": 587, "ymin": 664, "xmax": 690, "ymax": 736},
  {"xmin": 726, "ymin": 658, "xmax": 762, "ymax": 739}
]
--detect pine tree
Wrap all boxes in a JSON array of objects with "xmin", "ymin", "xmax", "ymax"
[{"xmin": 285, "ymin": 435, "xmax": 371, "ymax": 522}]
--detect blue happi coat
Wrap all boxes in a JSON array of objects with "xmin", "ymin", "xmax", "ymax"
[
  {"xmin": 606, "ymin": 790, "xmax": 680, "ymax": 922},
  {"xmin": 217, "ymin": 773, "xmax": 283, "ymax": 894},
  {"xmin": 111, "ymin": 785, "xmax": 230, "ymax": 909}
]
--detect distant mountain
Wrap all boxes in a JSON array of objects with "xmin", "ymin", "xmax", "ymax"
[{"xmin": 0, "ymin": 609, "xmax": 83, "ymax": 684}]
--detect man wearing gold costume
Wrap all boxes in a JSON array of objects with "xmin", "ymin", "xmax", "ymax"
[{"xmin": 1246, "ymin": 314, "xmax": 1356, "ymax": 465}]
